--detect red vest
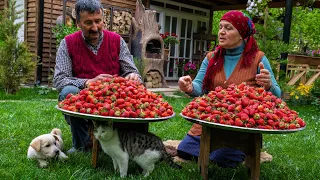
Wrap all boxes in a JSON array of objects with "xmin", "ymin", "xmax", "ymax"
[{"xmin": 65, "ymin": 30, "xmax": 121, "ymax": 79}]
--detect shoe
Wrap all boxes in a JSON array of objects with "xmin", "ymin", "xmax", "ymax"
[{"xmin": 67, "ymin": 147, "xmax": 79, "ymax": 154}]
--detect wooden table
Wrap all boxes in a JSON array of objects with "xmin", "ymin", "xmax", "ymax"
[
  {"xmin": 56, "ymin": 106, "xmax": 174, "ymax": 168},
  {"xmin": 181, "ymin": 114, "xmax": 305, "ymax": 180}
]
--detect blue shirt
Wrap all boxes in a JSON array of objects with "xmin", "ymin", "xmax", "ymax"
[{"xmin": 190, "ymin": 43, "xmax": 281, "ymax": 97}]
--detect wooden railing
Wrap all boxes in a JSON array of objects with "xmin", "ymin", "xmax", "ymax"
[{"xmin": 286, "ymin": 64, "xmax": 320, "ymax": 86}]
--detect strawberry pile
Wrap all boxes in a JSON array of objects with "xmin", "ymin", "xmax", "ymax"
[
  {"xmin": 58, "ymin": 76, "xmax": 174, "ymax": 118},
  {"xmin": 181, "ymin": 83, "xmax": 306, "ymax": 130}
]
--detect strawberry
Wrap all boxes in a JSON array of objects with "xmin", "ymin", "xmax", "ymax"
[
  {"xmin": 241, "ymin": 97, "xmax": 250, "ymax": 107},
  {"xmin": 256, "ymin": 119, "xmax": 265, "ymax": 126},
  {"xmin": 235, "ymin": 118, "xmax": 244, "ymax": 127},
  {"xmin": 289, "ymin": 123, "xmax": 297, "ymax": 129},
  {"xmin": 267, "ymin": 120, "xmax": 275, "ymax": 127}
]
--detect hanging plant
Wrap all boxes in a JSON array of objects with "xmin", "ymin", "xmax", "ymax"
[
  {"xmin": 246, "ymin": 0, "xmax": 271, "ymax": 17},
  {"xmin": 297, "ymin": 0, "xmax": 315, "ymax": 8}
]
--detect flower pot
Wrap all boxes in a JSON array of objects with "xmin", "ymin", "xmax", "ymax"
[
  {"xmin": 288, "ymin": 54, "xmax": 320, "ymax": 66},
  {"xmin": 187, "ymin": 74, "xmax": 196, "ymax": 80},
  {"xmin": 163, "ymin": 48, "xmax": 170, "ymax": 62},
  {"xmin": 281, "ymin": 92, "xmax": 291, "ymax": 100}
]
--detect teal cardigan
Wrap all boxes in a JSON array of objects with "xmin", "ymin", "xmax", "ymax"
[{"xmin": 190, "ymin": 43, "xmax": 281, "ymax": 97}]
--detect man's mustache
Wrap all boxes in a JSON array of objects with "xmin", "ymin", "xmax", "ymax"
[{"xmin": 89, "ymin": 30, "xmax": 99, "ymax": 34}]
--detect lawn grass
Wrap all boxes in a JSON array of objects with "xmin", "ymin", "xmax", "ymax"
[
  {"xmin": 0, "ymin": 87, "xmax": 58, "ymax": 100},
  {"xmin": 1, "ymin": 87, "xmax": 320, "ymax": 179}
]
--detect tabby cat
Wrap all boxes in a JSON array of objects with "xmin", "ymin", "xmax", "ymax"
[{"xmin": 93, "ymin": 121, "xmax": 181, "ymax": 177}]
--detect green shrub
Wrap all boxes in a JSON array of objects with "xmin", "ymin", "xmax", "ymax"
[
  {"xmin": 133, "ymin": 56, "xmax": 145, "ymax": 79},
  {"xmin": 0, "ymin": 0, "xmax": 36, "ymax": 94},
  {"xmin": 52, "ymin": 23, "xmax": 79, "ymax": 47}
]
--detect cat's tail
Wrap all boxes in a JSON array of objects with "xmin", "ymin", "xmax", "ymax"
[{"xmin": 161, "ymin": 150, "xmax": 182, "ymax": 169}]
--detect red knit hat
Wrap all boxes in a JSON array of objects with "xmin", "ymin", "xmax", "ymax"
[{"xmin": 202, "ymin": 10, "xmax": 259, "ymax": 91}]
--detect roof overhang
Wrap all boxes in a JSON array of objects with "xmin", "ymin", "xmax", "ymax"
[{"xmin": 169, "ymin": 0, "xmax": 320, "ymax": 10}]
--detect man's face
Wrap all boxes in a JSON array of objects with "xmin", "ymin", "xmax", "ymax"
[{"xmin": 77, "ymin": 9, "xmax": 104, "ymax": 45}]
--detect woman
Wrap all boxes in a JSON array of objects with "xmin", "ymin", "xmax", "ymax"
[{"xmin": 177, "ymin": 10, "xmax": 281, "ymax": 168}]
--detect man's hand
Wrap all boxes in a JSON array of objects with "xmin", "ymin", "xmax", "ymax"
[
  {"xmin": 125, "ymin": 73, "xmax": 140, "ymax": 82},
  {"xmin": 256, "ymin": 62, "xmax": 272, "ymax": 90},
  {"xmin": 85, "ymin": 74, "xmax": 113, "ymax": 87},
  {"xmin": 178, "ymin": 75, "xmax": 193, "ymax": 93}
]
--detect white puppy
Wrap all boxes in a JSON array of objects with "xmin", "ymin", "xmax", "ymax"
[{"xmin": 27, "ymin": 128, "xmax": 68, "ymax": 168}]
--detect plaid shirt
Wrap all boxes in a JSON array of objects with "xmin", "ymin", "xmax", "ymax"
[{"xmin": 53, "ymin": 32, "xmax": 142, "ymax": 91}]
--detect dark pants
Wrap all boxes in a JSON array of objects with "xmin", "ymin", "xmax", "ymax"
[
  {"xmin": 58, "ymin": 85, "xmax": 91, "ymax": 151},
  {"xmin": 177, "ymin": 134, "xmax": 245, "ymax": 168}
]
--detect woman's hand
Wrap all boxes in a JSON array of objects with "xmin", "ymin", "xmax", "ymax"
[
  {"xmin": 178, "ymin": 75, "xmax": 193, "ymax": 93},
  {"xmin": 256, "ymin": 62, "xmax": 272, "ymax": 90}
]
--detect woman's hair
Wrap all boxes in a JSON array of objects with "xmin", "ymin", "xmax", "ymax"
[
  {"xmin": 75, "ymin": 0, "xmax": 104, "ymax": 22},
  {"xmin": 202, "ymin": 10, "xmax": 259, "ymax": 91}
]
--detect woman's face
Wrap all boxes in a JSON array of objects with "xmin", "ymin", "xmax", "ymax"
[{"xmin": 218, "ymin": 20, "xmax": 243, "ymax": 49}]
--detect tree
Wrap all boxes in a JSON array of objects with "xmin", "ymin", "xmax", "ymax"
[
  {"xmin": 0, "ymin": 0, "xmax": 36, "ymax": 94},
  {"xmin": 290, "ymin": 7, "xmax": 320, "ymax": 51}
]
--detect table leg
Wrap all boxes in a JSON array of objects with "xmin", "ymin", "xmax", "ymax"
[
  {"xmin": 245, "ymin": 133, "xmax": 261, "ymax": 180},
  {"xmin": 88, "ymin": 122, "xmax": 99, "ymax": 168},
  {"xmin": 198, "ymin": 126, "xmax": 211, "ymax": 180},
  {"xmin": 91, "ymin": 134, "xmax": 99, "ymax": 168}
]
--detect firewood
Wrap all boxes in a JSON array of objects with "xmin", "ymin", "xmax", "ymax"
[
  {"xmin": 146, "ymin": 76, "xmax": 152, "ymax": 82},
  {"xmin": 145, "ymin": 82, "xmax": 153, "ymax": 88}
]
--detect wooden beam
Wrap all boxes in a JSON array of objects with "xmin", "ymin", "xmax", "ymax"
[
  {"xmin": 314, "ymin": 1, "xmax": 320, "ymax": 8},
  {"xmin": 217, "ymin": 0, "xmax": 240, "ymax": 5},
  {"xmin": 191, "ymin": 0, "xmax": 216, "ymax": 6},
  {"xmin": 145, "ymin": 0, "xmax": 150, "ymax": 8},
  {"xmin": 213, "ymin": 4, "xmax": 246, "ymax": 10}
]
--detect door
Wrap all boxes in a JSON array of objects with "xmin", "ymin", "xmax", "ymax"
[
  {"xmin": 163, "ymin": 15, "xmax": 178, "ymax": 80},
  {"xmin": 163, "ymin": 16, "xmax": 193, "ymax": 80}
]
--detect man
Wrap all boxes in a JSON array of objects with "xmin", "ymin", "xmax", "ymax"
[{"xmin": 53, "ymin": 0, "xmax": 142, "ymax": 153}]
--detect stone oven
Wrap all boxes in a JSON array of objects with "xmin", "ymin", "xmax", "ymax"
[{"xmin": 131, "ymin": 0, "xmax": 168, "ymax": 88}]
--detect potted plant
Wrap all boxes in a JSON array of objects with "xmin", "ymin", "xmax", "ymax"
[
  {"xmin": 160, "ymin": 32, "xmax": 179, "ymax": 60},
  {"xmin": 184, "ymin": 62, "xmax": 197, "ymax": 79}
]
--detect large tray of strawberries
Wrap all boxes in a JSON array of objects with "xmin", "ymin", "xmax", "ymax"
[
  {"xmin": 180, "ymin": 83, "xmax": 306, "ymax": 134},
  {"xmin": 180, "ymin": 113, "xmax": 305, "ymax": 134},
  {"xmin": 56, "ymin": 76, "xmax": 175, "ymax": 122},
  {"xmin": 56, "ymin": 105, "xmax": 175, "ymax": 122}
]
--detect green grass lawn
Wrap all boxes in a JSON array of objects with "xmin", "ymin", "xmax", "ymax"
[{"xmin": 0, "ymin": 88, "xmax": 320, "ymax": 179}]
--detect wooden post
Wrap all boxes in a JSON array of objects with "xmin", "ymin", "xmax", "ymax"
[
  {"xmin": 208, "ymin": 7, "xmax": 213, "ymax": 50},
  {"xmin": 63, "ymin": 0, "xmax": 67, "ymax": 25},
  {"xmin": 198, "ymin": 126, "xmax": 211, "ymax": 180},
  {"xmin": 245, "ymin": 133, "xmax": 261, "ymax": 180},
  {"xmin": 35, "ymin": 0, "xmax": 44, "ymax": 86},
  {"xmin": 144, "ymin": 0, "xmax": 150, "ymax": 9},
  {"xmin": 281, "ymin": 0, "xmax": 293, "ymax": 61},
  {"xmin": 24, "ymin": 0, "xmax": 27, "ymax": 43}
]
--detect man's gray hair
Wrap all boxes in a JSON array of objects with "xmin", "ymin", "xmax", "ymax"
[{"xmin": 75, "ymin": 0, "xmax": 103, "ymax": 21}]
